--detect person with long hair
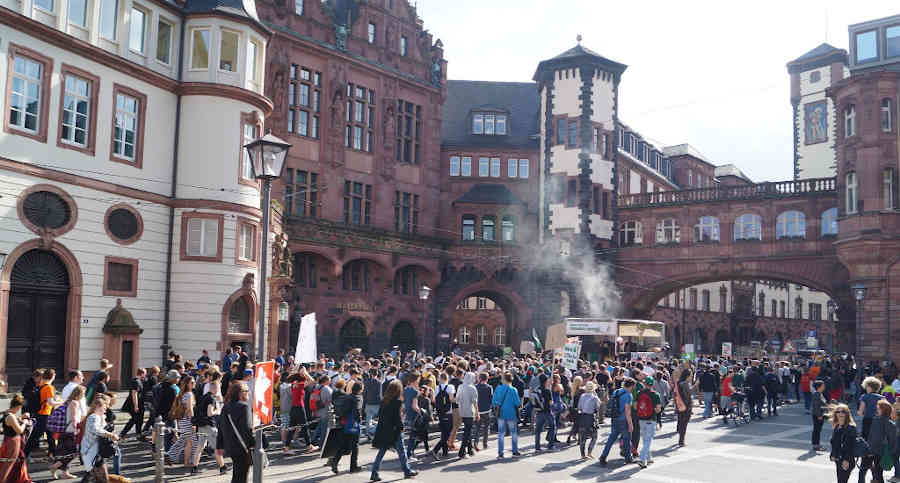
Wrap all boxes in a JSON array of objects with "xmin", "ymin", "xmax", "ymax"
[
  {"xmin": 675, "ymin": 368, "xmax": 696, "ymax": 447},
  {"xmin": 331, "ymin": 380, "xmax": 363, "ymax": 474},
  {"xmin": 167, "ymin": 375, "xmax": 200, "ymax": 474},
  {"xmin": 195, "ymin": 371, "xmax": 227, "ymax": 474},
  {"xmin": 566, "ymin": 376, "xmax": 584, "ymax": 445},
  {"xmin": 50, "ymin": 385, "xmax": 85, "ymax": 479},
  {"xmin": 829, "ymin": 403, "xmax": 857, "ymax": 483},
  {"xmin": 0, "ymin": 394, "xmax": 33, "ymax": 482},
  {"xmin": 220, "ymin": 382, "xmax": 255, "ymax": 483},
  {"xmin": 80, "ymin": 394, "xmax": 120, "ymax": 482},
  {"xmin": 859, "ymin": 399, "xmax": 897, "ymax": 483},
  {"xmin": 370, "ymin": 379, "xmax": 416, "ymax": 481}
]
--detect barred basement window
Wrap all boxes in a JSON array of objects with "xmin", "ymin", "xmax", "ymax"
[
  {"xmin": 396, "ymin": 100, "xmax": 420, "ymax": 163},
  {"xmin": 107, "ymin": 208, "xmax": 140, "ymax": 242},
  {"xmin": 23, "ymin": 191, "xmax": 71, "ymax": 229},
  {"xmin": 346, "ymin": 83, "xmax": 374, "ymax": 151},
  {"xmin": 344, "ymin": 180, "xmax": 372, "ymax": 225},
  {"xmin": 394, "ymin": 191, "xmax": 419, "ymax": 233},
  {"xmin": 288, "ymin": 64, "xmax": 320, "ymax": 138},
  {"xmin": 284, "ymin": 168, "xmax": 318, "ymax": 217}
]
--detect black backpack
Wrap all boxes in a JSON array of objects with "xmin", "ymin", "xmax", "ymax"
[
  {"xmin": 605, "ymin": 389, "xmax": 625, "ymax": 420},
  {"xmin": 435, "ymin": 385, "xmax": 451, "ymax": 416}
]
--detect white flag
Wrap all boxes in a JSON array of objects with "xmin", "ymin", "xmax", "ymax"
[{"xmin": 295, "ymin": 312, "xmax": 318, "ymax": 363}]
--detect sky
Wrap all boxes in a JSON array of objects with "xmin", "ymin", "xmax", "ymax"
[{"xmin": 416, "ymin": 1, "xmax": 900, "ymax": 182}]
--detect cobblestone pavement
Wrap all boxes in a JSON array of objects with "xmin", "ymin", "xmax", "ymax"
[{"xmin": 28, "ymin": 400, "xmax": 846, "ymax": 483}]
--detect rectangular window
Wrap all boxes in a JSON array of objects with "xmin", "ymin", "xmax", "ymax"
[
  {"xmin": 68, "ymin": 0, "xmax": 88, "ymax": 26},
  {"xmin": 496, "ymin": 115, "xmax": 506, "ymax": 135},
  {"xmin": 856, "ymin": 30, "xmax": 878, "ymax": 63},
  {"xmin": 602, "ymin": 191, "xmax": 608, "ymax": 218},
  {"xmin": 34, "ymin": 0, "xmax": 53, "ymax": 11},
  {"xmin": 557, "ymin": 118, "xmax": 566, "ymax": 145},
  {"xmin": 283, "ymin": 168, "xmax": 317, "ymax": 217},
  {"xmin": 568, "ymin": 120, "xmax": 577, "ymax": 147},
  {"xmin": 478, "ymin": 157, "xmax": 489, "ymax": 177},
  {"xmin": 191, "ymin": 29, "xmax": 210, "ymax": 69},
  {"xmin": 461, "ymin": 156, "xmax": 472, "ymax": 176},
  {"xmin": 156, "ymin": 20, "xmax": 172, "ymax": 64},
  {"xmin": 400, "ymin": 35, "xmax": 407, "ymax": 56},
  {"xmin": 450, "ymin": 156, "xmax": 460, "ymax": 176},
  {"xmin": 237, "ymin": 222, "xmax": 256, "ymax": 262},
  {"xmin": 219, "ymin": 30, "xmax": 239, "ymax": 72},
  {"xmin": 508, "ymin": 159, "xmax": 518, "ymax": 178},
  {"xmin": 394, "ymin": 191, "xmax": 419, "ymax": 233},
  {"xmin": 104, "ymin": 257, "xmax": 138, "ymax": 297},
  {"xmin": 343, "ymin": 181, "xmax": 372, "ymax": 225},
  {"xmin": 184, "ymin": 216, "xmax": 221, "ymax": 259},
  {"xmin": 345, "ymin": 83, "xmax": 373, "ymax": 150},
  {"xmin": 592, "ymin": 127, "xmax": 599, "ymax": 153},
  {"xmin": 129, "ymin": 8, "xmax": 146, "ymax": 54},
  {"xmin": 490, "ymin": 157, "xmax": 500, "ymax": 177},
  {"xmin": 289, "ymin": 64, "xmax": 322, "ymax": 139},
  {"xmin": 295, "ymin": 0, "xmax": 303, "ymax": 15},
  {"xmin": 247, "ymin": 40, "xmax": 260, "ymax": 81},
  {"xmin": 593, "ymin": 187, "xmax": 600, "ymax": 214},
  {"xmin": 462, "ymin": 217, "xmax": 475, "ymax": 241},
  {"xmin": 240, "ymin": 121, "xmax": 258, "ymax": 181},
  {"xmin": 888, "ymin": 25, "xmax": 900, "ymax": 58},
  {"xmin": 60, "ymin": 73, "xmax": 91, "ymax": 147},
  {"xmin": 566, "ymin": 179, "xmax": 576, "ymax": 207},
  {"xmin": 519, "ymin": 159, "xmax": 529, "ymax": 178},
  {"xmin": 484, "ymin": 114, "xmax": 495, "ymax": 135},
  {"xmin": 368, "ymin": 23, "xmax": 376, "ymax": 44},
  {"xmin": 689, "ymin": 289, "xmax": 698, "ymax": 310},
  {"xmin": 8, "ymin": 54, "xmax": 44, "ymax": 134},
  {"xmin": 885, "ymin": 168, "xmax": 895, "ymax": 209},
  {"xmin": 780, "ymin": 301, "xmax": 786, "ymax": 318},
  {"xmin": 701, "ymin": 290, "xmax": 711, "ymax": 311},
  {"xmin": 113, "ymin": 91, "xmax": 139, "ymax": 161},
  {"xmin": 99, "ymin": 0, "xmax": 117, "ymax": 39},
  {"xmin": 395, "ymin": 100, "xmax": 420, "ymax": 162},
  {"xmin": 472, "ymin": 113, "xmax": 483, "ymax": 134}
]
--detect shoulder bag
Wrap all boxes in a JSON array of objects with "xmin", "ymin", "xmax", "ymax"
[
  {"xmin": 492, "ymin": 386, "xmax": 509, "ymax": 419},
  {"xmin": 674, "ymin": 382, "xmax": 687, "ymax": 413}
]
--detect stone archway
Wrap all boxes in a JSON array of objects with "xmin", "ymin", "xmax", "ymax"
[
  {"xmin": 390, "ymin": 321, "xmax": 417, "ymax": 352},
  {"xmin": 340, "ymin": 318, "xmax": 369, "ymax": 354},
  {"xmin": 221, "ymin": 274, "xmax": 258, "ymax": 354},
  {"xmin": 0, "ymin": 239, "xmax": 83, "ymax": 387}
]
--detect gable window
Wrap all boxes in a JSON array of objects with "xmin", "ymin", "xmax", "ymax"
[
  {"xmin": 367, "ymin": 23, "xmax": 376, "ymax": 44},
  {"xmin": 776, "ymin": 210, "xmax": 806, "ymax": 239},
  {"xmin": 68, "ymin": 0, "xmax": 88, "ymax": 27},
  {"xmin": 501, "ymin": 216, "xmax": 515, "ymax": 242},
  {"xmin": 821, "ymin": 207, "xmax": 838, "ymax": 236},
  {"xmin": 482, "ymin": 217, "xmax": 495, "ymax": 241},
  {"xmin": 394, "ymin": 191, "xmax": 418, "ymax": 233},
  {"xmin": 450, "ymin": 156, "xmax": 460, "ymax": 176},
  {"xmin": 845, "ymin": 105, "xmax": 856, "ymax": 137},
  {"xmin": 293, "ymin": 254, "xmax": 317, "ymax": 288},
  {"xmin": 219, "ymin": 30, "xmax": 239, "ymax": 72},
  {"xmin": 619, "ymin": 221, "xmax": 642, "ymax": 246},
  {"xmin": 478, "ymin": 157, "xmax": 489, "ymax": 177},
  {"xmin": 695, "ymin": 216, "xmax": 720, "ymax": 242},
  {"xmin": 846, "ymin": 172, "xmax": 858, "ymax": 214},
  {"xmin": 490, "ymin": 157, "xmax": 500, "ymax": 177},
  {"xmin": 462, "ymin": 215, "xmax": 476, "ymax": 241},
  {"xmin": 396, "ymin": 100, "xmax": 420, "ymax": 162},
  {"xmin": 236, "ymin": 219, "xmax": 258, "ymax": 265},
  {"xmin": 461, "ymin": 156, "xmax": 472, "ymax": 176},
  {"xmin": 344, "ymin": 180, "xmax": 372, "ymax": 225},
  {"xmin": 129, "ymin": 7, "xmax": 147, "ymax": 54},
  {"xmin": 295, "ymin": 0, "xmax": 303, "ymax": 15},
  {"xmin": 191, "ymin": 29, "xmax": 210, "ymax": 69},
  {"xmin": 59, "ymin": 68, "xmax": 97, "ymax": 151},
  {"xmin": 8, "ymin": 47, "xmax": 51, "ymax": 140},
  {"xmin": 885, "ymin": 168, "xmax": 895, "ymax": 209},
  {"xmin": 655, "ymin": 218, "xmax": 680, "ymax": 244},
  {"xmin": 156, "ymin": 20, "xmax": 173, "ymax": 64},
  {"xmin": 856, "ymin": 30, "xmax": 878, "ymax": 63},
  {"xmin": 289, "ymin": 65, "xmax": 321, "ymax": 139},
  {"xmin": 557, "ymin": 118, "xmax": 566, "ymax": 145},
  {"xmin": 342, "ymin": 260, "xmax": 370, "ymax": 292},
  {"xmin": 472, "ymin": 113, "xmax": 506, "ymax": 135},
  {"xmin": 882, "ymin": 99, "xmax": 893, "ymax": 132},
  {"xmin": 284, "ymin": 168, "xmax": 318, "ymax": 217},
  {"xmin": 400, "ymin": 35, "xmax": 407, "ymax": 56},
  {"xmin": 99, "ymin": 0, "xmax": 117, "ymax": 39},
  {"xmin": 111, "ymin": 85, "xmax": 146, "ymax": 167},
  {"xmin": 182, "ymin": 213, "xmax": 223, "ymax": 261}
]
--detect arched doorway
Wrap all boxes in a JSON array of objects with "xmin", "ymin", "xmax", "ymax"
[
  {"xmin": 8, "ymin": 249, "xmax": 69, "ymax": 385},
  {"xmin": 340, "ymin": 319, "xmax": 369, "ymax": 354},
  {"xmin": 391, "ymin": 321, "xmax": 416, "ymax": 352}
]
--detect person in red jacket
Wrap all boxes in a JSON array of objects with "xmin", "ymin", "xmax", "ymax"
[
  {"xmin": 288, "ymin": 368, "xmax": 314, "ymax": 451},
  {"xmin": 801, "ymin": 370, "xmax": 812, "ymax": 413}
]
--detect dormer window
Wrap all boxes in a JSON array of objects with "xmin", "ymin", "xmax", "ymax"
[
  {"xmin": 472, "ymin": 112, "xmax": 507, "ymax": 135},
  {"xmin": 856, "ymin": 30, "xmax": 878, "ymax": 63}
]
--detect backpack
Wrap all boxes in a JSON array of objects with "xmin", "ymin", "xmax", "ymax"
[
  {"xmin": 765, "ymin": 373, "xmax": 779, "ymax": 392},
  {"xmin": 605, "ymin": 389, "xmax": 625, "ymax": 420},
  {"xmin": 47, "ymin": 403, "xmax": 68, "ymax": 433},
  {"xmin": 854, "ymin": 435, "xmax": 872, "ymax": 458},
  {"xmin": 636, "ymin": 390, "xmax": 654, "ymax": 419},
  {"xmin": 435, "ymin": 385, "xmax": 451, "ymax": 416},
  {"xmin": 308, "ymin": 386, "xmax": 322, "ymax": 413}
]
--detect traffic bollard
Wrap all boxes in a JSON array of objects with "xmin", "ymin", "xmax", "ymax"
[{"xmin": 154, "ymin": 416, "xmax": 166, "ymax": 483}]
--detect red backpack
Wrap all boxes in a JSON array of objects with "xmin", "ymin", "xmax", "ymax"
[
  {"xmin": 636, "ymin": 390, "xmax": 654, "ymax": 419},
  {"xmin": 308, "ymin": 385, "xmax": 322, "ymax": 412}
]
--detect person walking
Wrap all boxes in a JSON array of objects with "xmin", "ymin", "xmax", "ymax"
[
  {"xmin": 80, "ymin": 394, "xmax": 120, "ymax": 482},
  {"xmin": 534, "ymin": 375, "xmax": 556, "ymax": 452},
  {"xmin": 474, "ymin": 373, "xmax": 493, "ymax": 451},
  {"xmin": 331, "ymin": 381, "xmax": 363, "ymax": 474},
  {"xmin": 402, "ymin": 372, "xmax": 423, "ymax": 460},
  {"xmin": 455, "ymin": 372, "xmax": 479, "ymax": 459},
  {"xmin": 675, "ymin": 368, "xmax": 695, "ymax": 447},
  {"xmin": 598, "ymin": 377, "xmax": 634, "ymax": 466},
  {"xmin": 576, "ymin": 381, "xmax": 601, "ymax": 459},
  {"xmin": 195, "ymin": 374, "xmax": 227, "ymax": 475},
  {"xmin": 167, "ymin": 376, "xmax": 200, "ymax": 475},
  {"xmin": 310, "ymin": 375, "xmax": 333, "ymax": 449},
  {"xmin": 492, "ymin": 372, "xmax": 521, "ymax": 459},
  {"xmin": 811, "ymin": 380, "xmax": 827, "ymax": 451},
  {"xmin": 859, "ymin": 376, "xmax": 886, "ymax": 440},
  {"xmin": 119, "ymin": 367, "xmax": 145, "ymax": 439},
  {"xmin": 50, "ymin": 385, "xmax": 85, "ymax": 479},
  {"xmin": 636, "ymin": 377, "xmax": 662, "ymax": 468},
  {"xmin": 24, "ymin": 368, "xmax": 58, "ymax": 458},
  {"xmin": 370, "ymin": 380, "xmax": 417, "ymax": 482},
  {"xmin": 830, "ymin": 403, "xmax": 857, "ymax": 483},
  {"xmin": 429, "ymin": 372, "xmax": 455, "ymax": 460},
  {"xmin": 699, "ymin": 367, "xmax": 716, "ymax": 418},
  {"xmin": 0, "ymin": 394, "xmax": 33, "ymax": 482},
  {"xmin": 362, "ymin": 368, "xmax": 383, "ymax": 441},
  {"xmin": 858, "ymin": 399, "xmax": 897, "ymax": 483},
  {"xmin": 566, "ymin": 376, "xmax": 584, "ymax": 445},
  {"xmin": 220, "ymin": 382, "xmax": 255, "ymax": 483}
]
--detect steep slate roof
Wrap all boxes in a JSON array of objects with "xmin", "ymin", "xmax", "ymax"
[
  {"xmin": 441, "ymin": 80, "xmax": 540, "ymax": 149},
  {"xmin": 790, "ymin": 43, "xmax": 843, "ymax": 63},
  {"xmin": 454, "ymin": 184, "xmax": 524, "ymax": 205},
  {"xmin": 533, "ymin": 43, "xmax": 627, "ymax": 80},
  {"xmin": 786, "ymin": 43, "xmax": 847, "ymax": 73}
]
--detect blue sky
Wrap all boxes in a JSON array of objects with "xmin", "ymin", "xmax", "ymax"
[{"xmin": 417, "ymin": 1, "xmax": 899, "ymax": 181}]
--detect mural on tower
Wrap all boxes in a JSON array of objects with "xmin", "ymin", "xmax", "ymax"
[{"xmin": 804, "ymin": 100, "xmax": 828, "ymax": 145}]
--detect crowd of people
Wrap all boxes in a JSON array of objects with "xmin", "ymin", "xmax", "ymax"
[{"xmin": 2, "ymin": 346, "xmax": 900, "ymax": 483}]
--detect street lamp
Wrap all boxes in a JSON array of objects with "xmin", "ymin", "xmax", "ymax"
[
  {"xmin": 419, "ymin": 283, "xmax": 431, "ymax": 354},
  {"xmin": 827, "ymin": 300, "xmax": 837, "ymax": 354},
  {"xmin": 852, "ymin": 283, "xmax": 867, "ymax": 385},
  {"xmin": 245, "ymin": 130, "xmax": 292, "ymax": 362}
]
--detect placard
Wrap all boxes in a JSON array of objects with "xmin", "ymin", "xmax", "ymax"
[
  {"xmin": 566, "ymin": 320, "xmax": 617, "ymax": 336},
  {"xmin": 253, "ymin": 360, "xmax": 274, "ymax": 427},
  {"xmin": 562, "ymin": 337, "xmax": 582, "ymax": 370},
  {"xmin": 721, "ymin": 342, "xmax": 732, "ymax": 358}
]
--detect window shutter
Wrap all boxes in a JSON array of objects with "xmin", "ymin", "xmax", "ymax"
[
  {"xmin": 188, "ymin": 218, "xmax": 203, "ymax": 255},
  {"xmin": 203, "ymin": 219, "xmax": 218, "ymax": 256}
]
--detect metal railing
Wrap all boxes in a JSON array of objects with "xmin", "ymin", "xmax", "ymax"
[{"xmin": 618, "ymin": 177, "xmax": 837, "ymax": 209}]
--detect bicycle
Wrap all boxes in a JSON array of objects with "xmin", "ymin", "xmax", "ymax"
[{"xmin": 728, "ymin": 393, "xmax": 751, "ymax": 425}]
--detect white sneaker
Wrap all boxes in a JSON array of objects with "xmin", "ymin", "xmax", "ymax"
[{"xmin": 888, "ymin": 477, "xmax": 900, "ymax": 483}]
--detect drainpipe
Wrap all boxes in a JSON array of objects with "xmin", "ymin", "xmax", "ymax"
[{"xmin": 161, "ymin": 12, "xmax": 187, "ymax": 365}]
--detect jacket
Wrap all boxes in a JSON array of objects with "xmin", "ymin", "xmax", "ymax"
[
  {"xmin": 476, "ymin": 383, "xmax": 493, "ymax": 413},
  {"xmin": 456, "ymin": 373, "xmax": 479, "ymax": 418},
  {"xmin": 363, "ymin": 376, "xmax": 382, "ymax": 406},
  {"xmin": 220, "ymin": 401, "xmax": 255, "ymax": 458},
  {"xmin": 810, "ymin": 391, "xmax": 827, "ymax": 418},
  {"xmin": 867, "ymin": 415, "xmax": 898, "ymax": 457},
  {"xmin": 830, "ymin": 424, "xmax": 857, "ymax": 463},
  {"xmin": 372, "ymin": 399, "xmax": 403, "ymax": 449}
]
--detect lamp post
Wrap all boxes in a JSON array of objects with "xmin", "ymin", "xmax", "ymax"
[
  {"xmin": 852, "ymin": 283, "xmax": 867, "ymax": 385},
  {"xmin": 419, "ymin": 283, "xmax": 431, "ymax": 354},
  {"xmin": 244, "ymin": 131, "xmax": 292, "ymax": 362},
  {"xmin": 827, "ymin": 300, "xmax": 837, "ymax": 354}
]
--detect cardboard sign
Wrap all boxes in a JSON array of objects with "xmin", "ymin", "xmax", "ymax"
[
  {"xmin": 562, "ymin": 337, "xmax": 582, "ymax": 370},
  {"xmin": 722, "ymin": 342, "xmax": 732, "ymax": 358},
  {"xmin": 253, "ymin": 360, "xmax": 275, "ymax": 427},
  {"xmin": 295, "ymin": 312, "xmax": 318, "ymax": 363}
]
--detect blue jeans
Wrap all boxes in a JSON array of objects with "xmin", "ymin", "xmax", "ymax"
[
  {"xmin": 497, "ymin": 418, "xmax": 518, "ymax": 456},
  {"xmin": 703, "ymin": 392, "xmax": 714, "ymax": 417},
  {"xmin": 639, "ymin": 420, "xmax": 656, "ymax": 463},
  {"xmin": 110, "ymin": 448, "xmax": 122, "ymax": 475},
  {"xmin": 803, "ymin": 392, "xmax": 811, "ymax": 410},
  {"xmin": 600, "ymin": 418, "xmax": 631, "ymax": 462},
  {"xmin": 364, "ymin": 404, "xmax": 379, "ymax": 438},
  {"xmin": 312, "ymin": 415, "xmax": 328, "ymax": 446},
  {"xmin": 370, "ymin": 436, "xmax": 411, "ymax": 478},
  {"xmin": 534, "ymin": 412, "xmax": 556, "ymax": 449},
  {"xmin": 405, "ymin": 417, "xmax": 417, "ymax": 457}
]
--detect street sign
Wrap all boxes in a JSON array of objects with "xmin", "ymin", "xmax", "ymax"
[{"xmin": 253, "ymin": 360, "xmax": 274, "ymax": 427}]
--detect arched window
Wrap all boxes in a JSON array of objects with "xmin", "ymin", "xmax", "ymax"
[
  {"xmin": 882, "ymin": 99, "xmax": 892, "ymax": 132},
  {"xmin": 846, "ymin": 172, "xmax": 857, "ymax": 214},
  {"xmin": 459, "ymin": 326, "xmax": 470, "ymax": 344},
  {"xmin": 494, "ymin": 326, "xmax": 505, "ymax": 346},
  {"xmin": 342, "ymin": 260, "xmax": 370, "ymax": 292},
  {"xmin": 618, "ymin": 221, "xmax": 642, "ymax": 246},
  {"xmin": 482, "ymin": 216, "xmax": 495, "ymax": 241},
  {"xmin": 821, "ymin": 208, "xmax": 838, "ymax": 236},
  {"xmin": 655, "ymin": 218, "xmax": 680, "ymax": 244},
  {"xmin": 476, "ymin": 325, "xmax": 487, "ymax": 345},
  {"xmin": 694, "ymin": 216, "xmax": 720, "ymax": 242},
  {"xmin": 228, "ymin": 297, "xmax": 251, "ymax": 334},
  {"xmin": 758, "ymin": 292, "xmax": 765, "ymax": 316},
  {"xmin": 776, "ymin": 211, "xmax": 806, "ymax": 239},
  {"xmin": 501, "ymin": 216, "xmax": 515, "ymax": 242},
  {"xmin": 394, "ymin": 266, "xmax": 417, "ymax": 295},
  {"xmin": 461, "ymin": 215, "xmax": 476, "ymax": 241},
  {"xmin": 845, "ymin": 104, "xmax": 856, "ymax": 137},
  {"xmin": 733, "ymin": 213, "xmax": 762, "ymax": 240}
]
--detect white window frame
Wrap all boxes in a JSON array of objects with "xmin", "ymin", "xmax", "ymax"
[
  {"xmin": 400, "ymin": 35, "xmax": 407, "ymax": 56},
  {"xmin": 247, "ymin": 39, "xmax": 261, "ymax": 82},
  {"xmin": 9, "ymin": 55, "xmax": 44, "ymax": 134},
  {"xmin": 450, "ymin": 156, "xmax": 460, "ymax": 176},
  {"xmin": 885, "ymin": 168, "xmax": 895, "ymax": 209},
  {"xmin": 68, "ymin": 0, "xmax": 88, "ymax": 27},
  {"xmin": 113, "ymin": 92, "xmax": 139, "ymax": 160},
  {"xmin": 476, "ymin": 326, "xmax": 487, "ymax": 345},
  {"xmin": 461, "ymin": 156, "xmax": 472, "ymax": 176},
  {"xmin": 519, "ymin": 159, "xmax": 529, "ymax": 178},
  {"xmin": 190, "ymin": 28, "xmax": 210, "ymax": 70},
  {"xmin": 34, "ymin": 0, "xmax": 53, "ymax": 13},
  {"xmin": 472, "ymin": 113, "xmax": 483, "ymax": 134},
  {"xmin": 821, "ymin": 208, "xmax": 838, "ymax": 235},
  {"xmin": 218, "ymin": 29, "xmax": 240, "ymax": 73},
  {"xmin": 845, "ymin": 105, "xmax": 856, "ymax": 137},
  {"xmin": 459, "ymin": 326, "xmax": 470, "ymax": 344},
  {"xmin": 494, "ymin": 327, "xmax": 505, "ymax": 346},
  {"xmin": 695, "ymin": 216, "xmax": 720, "ymax": 242},
  {"xmin": 496, "ymin": 114, "xmax": 506, "ymax": 135},
  {"xmin": 490, "ymin": 157, "xmax": 500, "ymax": 178},
  {"xmin": 294, "ymin": 0, "xmax": 303, "ymax": 15},
  {"xmin": 478, "ymin": 157, "xmax": 489, "ymax": 177},
  {"xmin": 129, "ymin": 6, "xmax": 147, "ymax": 55},
  {"xmin": 882, "ymin": 99, "xmax": 893, "ymax": 132},
  {"xmin": 99, "ymin": 0, "xmax": 117, "ymax": 40},
  {"xmin": 238, "ymin": 223, "xmax": 255, "ymax": 261},
  {"xmin": 655, "ymin": 218, "xmax": 680, "ymax": 244},
  {"xmin": 156, "ymin": 18, "xmax": 173, "ymax": 65},
  {"xmin": 61, "ymin": 73, "xmax": 91, "ymax": 147},
  {"xmin": 508, "ymin": 159, "xmax": 518, "ymax": 178},
  {"xmin": 846, "ymin": 172, "xmax": 858, "ymax": 214},
  {"xmin": 734, "ymin": 213, "xmax": 762, "ymax": 240},
  {"xmin": 241, "ymin": 122, "xmax": 258, "ymax": 180},
  {"xmin": 619, "ymin": 221, "xmax": 642, "ymax": 246},
  {"xmin": 187, "ymin": 218, "xmax": 219, "ymax": 257},
  {"xmin": 776, "ymin": 210, "xmax": 806, "ymax": 239}
]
